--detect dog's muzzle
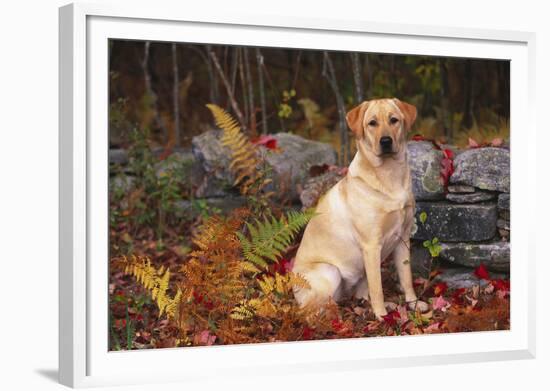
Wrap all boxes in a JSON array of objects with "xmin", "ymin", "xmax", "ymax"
[{"xmin": 379, "ymin": 136, "xmax": 393, "ymax": 154}]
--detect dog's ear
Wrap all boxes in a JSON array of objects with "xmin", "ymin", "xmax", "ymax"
[
  {"xmin": 346, "ymin": 101, "xmax": 370, "ymax": 137},
  {"xmin": 393, "ymin": 98, "xmax": 417, "ymax": 130}
]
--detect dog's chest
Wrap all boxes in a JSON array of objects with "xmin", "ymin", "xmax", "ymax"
[{"xmin": 380, "ymin": 203, "xmax": 413, "ymax": 258}]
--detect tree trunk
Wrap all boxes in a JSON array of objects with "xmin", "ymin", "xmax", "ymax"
[
  {"xmin": 243, "ymin": 48, "xmax": 256, "ymax": 135},
  {"xmin": 238, "ymin": 48, "xmax": 249, "ymax": 130},
  {"xmin": 227, "ymin": 47, "xmax": 239, "ymax": 111},
  {"xmin": 256, "ymin": 48, "xmax": 268, "ymax": 134},
  {"xmin": 351, "ymin": 52, "xmax": 364, "ymax": 103},
  {"xmin": 439, "ymin": 58, "xmax": 451, "ymax": 141},
  {"xmin": 206, "ymin": 45, "xmax": 223, "ymax": 104},
  {"xmin": 141, "ymin": 41, "xmax": 168, "ymax": 142},
  {"xmin": 172, "ymin": 43, "xmax": 181, "ymax": 147},
  {"xmin": 364, "ymin": 53, "xmax": 373, "ymax": 98},
  {"xmin": 462, "ymin": 59, "xmax": 474, "ymax": 129},
  {"xmin": 323, "ymin": 51, "xmax": 350, "ymax": 166}
]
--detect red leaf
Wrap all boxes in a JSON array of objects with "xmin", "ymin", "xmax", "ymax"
[
  {"xmin": 114, "ymin": 319, "xmax": 127, "ymax": 329},
  {"xmin": 412, "ymin": 134, "xmax": 426, "ymax": 141},
  {"xmin": 433, "ymin": 282, "xmax": 448, "ymax": 296},
  {"xmin": 491, "ymin": 279, "xmax": 510, "ymax": 293},
  {"xmin": 442, "ymin": 148, "xmax": 454, "ymax": 159},
  {"xmin": 272, "ymin": 258, "xmax": 292, "ymax": 275},
  {"xmin": 193, "ymin": 291, "xmax": 204, "ymax": 304},
  {"xmin": 451, "ymin": 288, "xmax": 467, "ymax": 305},
  {"xmin": 382, "ymin": 310, "xmax": 401, "ymax": 327},
  {"xmin": 474, "ymin": 264, "xmax": 490, "ymax": 280},
  {"xmin": 440, "ymin": 149, "xmax": 454, "ymax": 187},
  {"xmin": 331, "ymin": 319, "xmax": 344, "ymax": 332},
  {"xmin": 252, "ymin": 135, "xmax": 277, "ymax": 150},
  {"xmin": 302, "ymin": 326, "xmax": 314, "ymax": 340}
]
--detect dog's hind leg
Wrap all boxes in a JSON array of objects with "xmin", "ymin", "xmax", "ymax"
[
  {"xmin": 353, "ymin": 277, "xmax": 369, "ymax": 300},
  {"xmin": 293, "ymin": 263, "xmax": 342, "ymax": 308}
]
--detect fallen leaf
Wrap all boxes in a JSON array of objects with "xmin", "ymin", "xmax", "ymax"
[
  {"xmin": 424, "ymin": 321, "xmax": 441, "ymax": 333},
  {"xmin": 252, "ymin": 135, "xmax": 277, "ymax": 150},
  {"xmin": 433, "ymin": 282, "xmax": 448, "ymax": 296},
  {"xmin": 194, "ymin": 330, "xmax": 217, "ymax": 346},
  {"xmin": 474, "ymin": 264, "xmax": 490, "ymax": 280},
  {"xmin": 432, "ymin": 296, "xmax": 451, "ymax": 312}
]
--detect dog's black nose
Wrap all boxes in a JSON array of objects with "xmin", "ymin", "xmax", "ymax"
[{"xmin": 380, "ymin": 136, "xmax": 393, "ymax": 153}]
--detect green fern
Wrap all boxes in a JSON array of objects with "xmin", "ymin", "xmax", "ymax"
[{"xmin": 237, "ymin": 209, "xmax": 315, "ymax": 268}]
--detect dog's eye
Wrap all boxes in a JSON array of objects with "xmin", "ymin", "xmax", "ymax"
[
  {"xmin": 390, "ymin": 117, "xmax": 399, "ymax": 124},
  {"xmin": 368, "ymin": 120, "xmax": 377, "ymax": 127}
]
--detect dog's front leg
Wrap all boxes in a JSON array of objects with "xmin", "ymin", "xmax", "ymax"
[
  {"xmin": 392, "ymin": 240, "xmax": 429, "ymax": 312},
  {"xmin": 362, "ymin": 245, "xmax": 387, "ymax": 319}
]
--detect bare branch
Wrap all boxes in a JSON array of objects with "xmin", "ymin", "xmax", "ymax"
[
  {"xmin": 351, "ymin": 52, "xmax": 364, "ymax": 103},
  {"xmin": 207, "ymin": 47, "xmax": 247, "ymax": 131},
  {"xmin": 172, "ymin": 43, "xmax": 180, "ymax": 147},
  {"xmin": 243, "ymin": 48, "xmax": 256, "ymax": 134},
  {"xmin": 141, "ymin": 41, "xmax": 168, "ymax": 142},
  {"xmin": 256, "ymin": 48, "xmax": 268, "ymax": 134}
]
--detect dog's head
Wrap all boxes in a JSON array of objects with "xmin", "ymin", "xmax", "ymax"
[{"xmin": 346, "ymin": 98, "xmax": 417, "ymax": 158}]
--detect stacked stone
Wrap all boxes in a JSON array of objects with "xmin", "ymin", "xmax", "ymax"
[
  {"xmin": 497, "ymin": 193, "xmax": 510, "ymax": 241},
  {"xmin": 408, "ymin": 142, "xmax": 510, "ymax": 287}
]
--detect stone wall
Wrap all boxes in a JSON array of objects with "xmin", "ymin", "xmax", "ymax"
[
  {"xmin": 408, "ymin": 142, "xmax": 510, "ymax": 287},
  {"xmin": 110, "ymin": 133, "xmax": 510, "ymax": 288}
]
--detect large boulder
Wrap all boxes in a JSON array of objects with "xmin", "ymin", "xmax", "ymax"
[
  {"xmin": 191, "ymin": 130, "xmax": 235, "ymax": 197},
  {"xmin": 450, "ymin": 147, "xmax": 510, "ymax": 192},
  {"xmin": 413, "ymin": 201, "xmax": 498, "ymax": 242},
  {"xmin": 191, "ymin": 130, "xmax": 337, "ymax": 201},
  {"xmin": 438, "ymin": 241, "xmax": 510, "ymax": 272},
  {"xmin": 262, "ymin": 133, "xmax": 338, "ymax": 202},
  {"xmin": 407, "ymin": 141, "xmax": 445, "ymax": 201}
]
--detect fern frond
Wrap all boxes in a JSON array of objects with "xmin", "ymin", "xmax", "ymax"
[
  {"xmin": 120, "ymin": 255, "xmax": 181, "ymax": 320},
  {"xmin": 258, "ymin": 275, "xmax": 275, "ymax": 295},
  {"xmin": 237, "ymin": 209, "xmax": 316, "ymax": 268},
  {"xmin": 206, "ymin": 104, "xmax": 270, "ymax": 196},
  {"xmin": 230, "ymin": 300, "xmax": 257, "ymax": 320}
]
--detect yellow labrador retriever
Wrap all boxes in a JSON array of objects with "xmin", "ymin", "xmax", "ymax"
[{"xmin": 293, "ymin": 98, "xmax": 428, "ymax": 319}]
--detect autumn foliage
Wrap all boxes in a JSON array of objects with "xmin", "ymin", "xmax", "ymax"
[{"xmin": 109, "ymin": 109, "xmax": 510, "ymax": 351}]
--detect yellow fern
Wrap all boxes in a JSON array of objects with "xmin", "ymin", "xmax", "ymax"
[
  {"xmin": 231, "ymin": 272, "xmax": 311, "ymax": 321},
  {"xmin": 206, "ymin": 104, "xmax": 272, "ymax": 195},
  {"xmin": 121, "ymin": 255, "xmax": 181, "ymax": 319}
]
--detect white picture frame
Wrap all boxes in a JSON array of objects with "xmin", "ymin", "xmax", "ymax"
[{"xmin": 59, "ymin": 2, "xmax": 537, "ymax": 388}]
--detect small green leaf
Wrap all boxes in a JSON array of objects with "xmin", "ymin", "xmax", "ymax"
[
  {"xmin": 432, "ymin": 237, "xmax": 439, "ymax": 244},
  {"xmin": 423, "ymin": 240, "xmax": 431, "ymax": 248},
  {"xmin": 419, "ymin": 211, "xmax": 428, "ymax": 225}
]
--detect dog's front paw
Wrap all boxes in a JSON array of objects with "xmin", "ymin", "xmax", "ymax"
[
  {"xmin": 373, "ymin": 307, "xmax": 388, "ymax": 320},
  {"xmin": 407, "ymin": 299, "xmax": 429, "ymax": 312}
]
